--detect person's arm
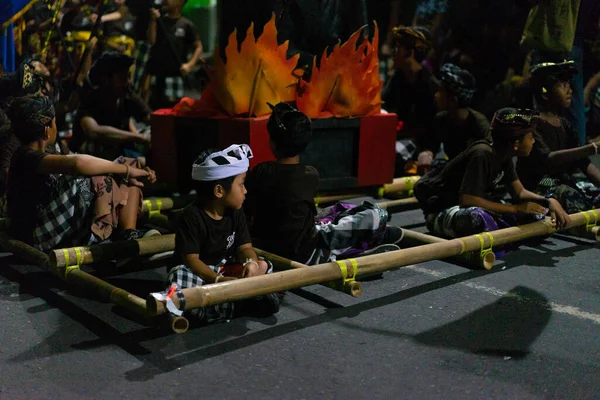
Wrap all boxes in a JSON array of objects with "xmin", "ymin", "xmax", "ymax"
[
  {"xmin": 584, "ymin": 72, "xmax": 600, "ymax": 108},
  {"xmin": 546, "ymin": 143, "xmax": 598, "ymax": 167},
  {"xmin": 36, "ymin": 153, "xmax": 151, "ymax": 182},
  {"xmin": 147, "ymin": 9, "xmax": 159, "ymax": 45},
  {"xmin": 181, "ymin": 40, "xmax": 203, "ymax": 76},
  {"xmin": 100, "ymin": 10, "xmax": 123, "ymax": 23},
  {"xmin": 183, "ymin": 254, "xmax": 235, "ymax": 283},
  {"xmin": 81, "ymin": 116, "xmax": 150, "ymax": 143},
  {"xmin": 510, "ymin": 179, "xmax": 570, "ymax": 228},
  {"xmin": 585, "ymin": 162, "xmax": 600, "ymax": 187}
]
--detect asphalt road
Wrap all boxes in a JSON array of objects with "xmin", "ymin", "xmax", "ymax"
[{"xmin": 1, "ymin": 206, "xmax": 599, "ymax": 399}]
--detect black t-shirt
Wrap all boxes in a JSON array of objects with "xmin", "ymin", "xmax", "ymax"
[
  {"xmin": 425, "ymin": 108, "xmax": 492, "ymax": 159},
  {"xmin": 244, "ymin": 162, "xmax": 319, "ymax": 263},
  {"xmin": 72, "ymin": 90, "xmax": 150, "ymax": 159},
  {"xmin": 382, "ymin": 67, "xmax": 439, "ymax": 138},
  {"xmin": 103, "ymin": 1, "xmax": 137, "ymax": 38},
  {"xmin": 516, "ymin": 117, "xmax": 590, "ymax": 191},
  {"xmin": 148, "ymin": 16, "xmax": 199, "ymax": 76},
  {"xmin": 7, "ymin": 147, "xmax": 54, "ymax": 244},
  {"xmin": 175, "ymin": 203, "xmax": 252, "ymax": 268},
  {"xmin": 414, "ymin": 141, "xmax": 518, "ymax": 214}
]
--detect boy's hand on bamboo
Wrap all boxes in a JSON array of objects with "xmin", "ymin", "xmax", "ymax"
[
  {"xmin": 127, "ymin": 167, "xmax": 157, "ymax": 187},
  {"xmin": 217, "ymin": 276, "xmax": 238, "ymax": 282},
  {"xmin": 242, "ymin": 259, "xmax": 268, "ymax": 278},
  {"xmin": 515, "ymin": 202, "xmax": 548, "ymax": 216},
  {"xmin": 548, "ymin": 198, "xmax": 570, "ymax": 229},
  {"xmin": 150, "ymin": 9, "xmax": 160, "ymax": 20}
]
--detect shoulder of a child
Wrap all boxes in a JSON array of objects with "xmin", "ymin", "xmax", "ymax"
[
  {"xmin": 469, "ymin": 108, "xmax": 490, "ymax": 127},
  {"xmin": 305, "ymin": 165, "xmax": 320, "ymax": 180}
]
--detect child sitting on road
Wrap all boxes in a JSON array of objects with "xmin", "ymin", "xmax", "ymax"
[
  {"xmin": 164, "ymin": 144, "xmax": 279, "ymax": 323},
  {"xmin": 5, "ymin": 95, "xmax": 157, "ymax": 250},
  {"xmin": 414, "ymin": 107, "xmax": 569, "ymax": 240},
  {"xmin": 517, "ymin": 60, "xmax": 600, "ymax": 213},
  {"xmin": 244, "ymin": 102, "xmax": 403, "ymax": 265}
]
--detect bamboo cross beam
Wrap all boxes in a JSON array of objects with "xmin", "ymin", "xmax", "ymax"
[
  {"xmin": 375, "ymin": 197, "xmax": 419, "ymax": 210},
  {"xmin": 255, "ymin": 248, "xmax": 363, "ymax": 297},
  {"xmin": 314, "ymin": 193, "xmax": 367, "ymax": 207},
  {"xmin": 147, "ymin": 209, "xmax": 599, "ymax": 315},
  {"xmin": 50, "ymin": 234, "xmax": 176, "ymax": 270},
  {"xmin": 378, "ymin": 176, "xmax": 420, "ymax": 197},
  {"xmin": 401, "ymin": 229, "xmax": 495, "ymax": 270},
  {"xmin": 141, "ymin": 196, "xmax": 194, "ymax": 215},
  {"xmin": 0, "ymin": 233, "xmax": 148, "ymax": 316}
]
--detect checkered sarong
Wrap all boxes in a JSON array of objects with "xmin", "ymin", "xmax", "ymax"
[
  {"xmin": 151, "ymin": 75, "xmax": 184, "ymax": 102},
  {"xmin": 306, "ymin": 201, "xmax": 389, "ymax": 264},
  {"xmin": 33, "ymin": 174, "xmax": 96, "ymax": 252},
  {"xmin": 165, "ymin": 258, "xmax": 274, "ymax": 323},
  {"xmin": 132, "ymin": 40, "xmax": 151, "ymax": 93},
  {"xmin": 396, "ymin": 139, "xmax": 417, "ymax": 161}
]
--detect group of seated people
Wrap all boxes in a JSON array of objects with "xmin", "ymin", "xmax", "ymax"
[{"xmin": 0, "ymin": 31, "xmax": 598, "ymax": 323}]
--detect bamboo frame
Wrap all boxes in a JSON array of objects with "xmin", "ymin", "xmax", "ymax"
[
  {"xmin": 376, "ymin": 197, "xmax": 419, "ymax": 210},
  {"xmin": 147, "ymin": 209, "xmax": 599, "ymax": 315},
  {"xmin": 255, "ymin": 248, "xmax": 363, "ymax": 297},
  {"xmin": 401, "ymin": 229, "xmax": 495, "ymax": 270},
  {"xmin": 49, "ymin": 234, "xmax": 176, "ymax": 270},
  {"xmin": 0, "ymin": 233, "xmax": 149, "ymax": 316},
  {"xmin": 141, "ymin": 196, "xmax": 194, "ymax": 215}
]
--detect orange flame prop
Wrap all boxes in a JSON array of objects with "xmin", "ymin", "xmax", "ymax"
[
  {"xmin": 297, "ymin": 24, "xmax": 382, "ymax": 119},
  {"xmin": 195, "ymin": 14, "xmax": 300, "ymax": 117}
]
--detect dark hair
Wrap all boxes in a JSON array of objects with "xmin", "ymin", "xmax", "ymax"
[
  {"xmin": 490, "ymin": 107, "xmax": 538, "ymax": 145},
  {"xmin": 529, "ymin": 60, "xmax": 577, "ymax": 104},
  {"xmin": 192, "ymin": 149, "xmax": 237, "ymax": 203},
  {"xmin": 6, "ymin": 95, "xmax": 55, "ymax": 144},
  {"xmin": 267, "ymin": 103, "xmax": 312, "ymax": 158}
]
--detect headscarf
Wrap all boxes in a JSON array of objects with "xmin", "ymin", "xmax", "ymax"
[
  {"xmin": 491, "ymin": 107, "xmax": 539, "ymax": 139},
  {"xmin": 439, "ymin": 63, "xmax": 476, "ymax": 106},
  {"xmin": 6, "ymin": 95, "xmax": 55, "ymax": 136},
  {"xmin": 392, "ymin": 25, "xmax": 431, "ymax": 52},
  {"xmin": 529, "ymin": 59, "xmax": 577, "ymax": 95},
  {"xmin": 191, "ymin": 144, "xmax": 253, "ymax": 182},
  {"xmin": 0, "ymin": 61, "xmax": 44, "ymax": 110}
]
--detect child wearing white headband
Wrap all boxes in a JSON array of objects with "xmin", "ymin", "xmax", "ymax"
[{"xmin": 162, "ymin": 144, "xmax": 279, "ymax": 322}]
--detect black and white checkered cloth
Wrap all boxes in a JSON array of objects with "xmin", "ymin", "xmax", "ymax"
[
  {"xmin": 166, "ymin": 258, "xmax": 274, "ymax": 323},
  {"xmin": 33, "ymin": 174, "xmax": 96, "ymax": 252},
  {"xmin": 151, "ymin": 75, "xmax": 185, "ymax": 103},
  {"xmin": 396, "ymin": 139, "xmax": 417, "ymax": 161},
  {"xmin": 132, "ymin": 40, "xmax": 151, "ymax": 93}
]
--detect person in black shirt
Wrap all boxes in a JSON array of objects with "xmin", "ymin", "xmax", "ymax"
[
  {"xmin": 517, "ymin": 60, "xmax": 600, "ymax": 213},
  {"xmin": 382, "ymin": 26, "xmax": 439, "ymax": 176},
  {"xmin": 147, "ymin": 0, "xmax": 203, "ymax": 109},
  {"xmin": 5, "ymin": 95, "xmax": 157, "ymax": 250},
  {"xmin": 244, "ymin": 103, "xmax": 404, "ymax": 265},
  {"xmin": 72, "ymin": 52, "xmax": 151, "ymax": 161},
  {"xmin": 417, "ymin": 63, "xmax": 492, "ymax": 172},
  {"xmin": 167, "ymin": 144, "xmax": 279, "ymax": 322},
  {"xmin": 414, "ymin": 107, "xmax": 569, "ymax": 239}
]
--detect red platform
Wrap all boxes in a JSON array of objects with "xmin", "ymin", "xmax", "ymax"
[{"xmin": 150, "ymin": 111, "xmax": 397, "ymax": 192}]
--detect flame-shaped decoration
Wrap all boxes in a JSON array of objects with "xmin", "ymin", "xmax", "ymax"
[
  {"xmin": 297, "ymin": 24, "xmax": 382, "ymax": 119},
  {"xmin": 190, "ymin": 14, "xmax": 300, "ymax": 117}
]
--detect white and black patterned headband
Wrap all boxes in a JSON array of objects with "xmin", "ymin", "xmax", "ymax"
[
  {"xmin": 439, "ymin": 63, "xmax": 476, "ymax": 104},
  {"xmin": 191, "ymin": 144, "xmax": 253, "ymax": 182}
]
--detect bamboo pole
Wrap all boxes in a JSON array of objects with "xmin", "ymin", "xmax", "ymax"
[
  {"xmin": 141, "ymin": 196, "xmax": 194, "ymax": 215},
  {"xmin": 168, "ymin": 314, "xmax": 190, "ymax": 334},
  {"xmin": 379, "ymin": 176, "xmax": 420, "ymax": 196},
  {"xmin": 49, "ymin": 234, "xmax": 176, "ymax": 269},
  {"xmin": 376, "ymin": 197, "xmax": 419, "ymax": 210},
  {"xmin": 0, "ymin": 233, "xmax": 148, "ymax": 316},
  {"xmin": 314, "ymin": 193, "xmax": 366, "ymax": 207},
  {"xmin": 147, "ymin": 209, "xmax": 599, "ymax": 315},
  {"xmin": 255, "ymin": 248, "xmax": 363, "ymax": 297},
  {"xmin": 401, "ymin": 229, "xmax": 495, "ymax": 270}
]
